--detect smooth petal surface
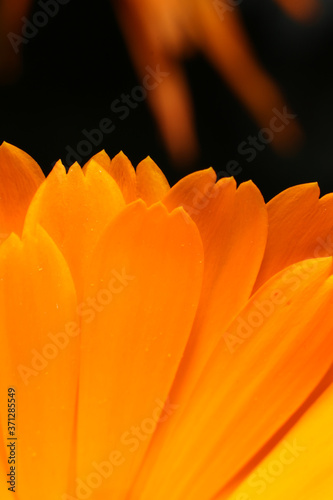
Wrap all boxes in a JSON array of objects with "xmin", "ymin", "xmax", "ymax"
[
  {"xmin": 75, "ymin": 201, "xmax": 204, "ymax": 499},
  {"xmin": 84, "ymin": 151, "xmax": 169, "ymax": 206},
  {"xmin": 131, "ymin": 172, "xmax": 268, "ymax": 497},
  {"xmin": 82, "ymin": 150, "xmax": 111, "ymax": 174},
  {"xmin": 24, "ymin": 160, "xmax": 125, "ymax": 294},
  {"xmin": 108, "ymin": 151, "xmax": 137, "ymax": 203},
  {"xmin": 88, "ymin": 150, "xmax": 138, "ymax": 204},
  {"xmin": 133, "ymin": 257, "xmax": 333, "ymax": 499},
  {"xmin": 0, "ymin": 142, "xmax": 44, "ymax": 241},
  {"xmin": 0, "ymin": 226, "xmax": 78, "ymax": 500},
  {"xmin": 227, "ymin": 381, "xmax": 333, "ymax": 500},
  {"xmin": 163, "ymin": 171, "xmax": 268, "ymax": 394},
  {"xmin": 136, "ymin": 156, "xmax": 170, "ymax": 205},
  {"xmin": 2, "ymin": 143, "xmax": 331, "ymax": 500},
  {"xmin": 255, "ymin": 183, "xmax": 333, "ymax": 290}
]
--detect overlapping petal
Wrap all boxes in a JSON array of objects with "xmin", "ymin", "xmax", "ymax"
[
  {"xmin": 0, "ymin": 144, "xmax": 332, "ymax": 500},
  {"xmin": 0, "ymin": 225, "xmax": 78, "ymax": 500},
  {"xmin": 129, "ymin": 169, "xmax": 268, "ymax": 497},
  {"xmin": 162, "ymin": 169, "xmax": 268, "ymax": 399},
  {"xmin": 108, "ymin": 151, "xmax": 137, "ymax": 203},
  {"xmin": 75, "ymin": 201, "xmax": 204, "ymax": 499},
  {"xmin": 84, "ymin": 151, "xmax": 170, "ymax": 205},
  {"xmin": 0, "ymin": 142, "xmax": 44, "ymax": 241},
  {"xmin": 255, "ymin": 183, "xmax": 333, "ymax": 290},
  {"xmin": 24, "ymin": 159, "xmax": 125, "ymax": 294},
  {"xmin": 136, "ymin": 156, "xmax": 170, "ymax": 205},
  {"xmin": 132, "ymin": 257, "xmax": 333, "ymax": 499},
  {"xmin": 227, "ymin": 378, "xmax": 333, "ymax": 500},
  {"xmin": 83, "ymin": 150, "xmax": 137, "ymax": 204}
]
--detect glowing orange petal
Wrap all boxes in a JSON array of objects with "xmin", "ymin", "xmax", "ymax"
[
  {"xmin": 108, "ymin": 151, "xmax": 137, "ymax": 203},
  {"xmin": 163, "ymin": 172, "xmax": 268, "ymax": 385},
  {"xmin": 134, "ymin": 257, "xmax": 333, "ymax": 499},
  {"xmin": 227, "ymin": 381, "xmax": 333, "ymax": 500},
  {"xmin": 255, "ymin": 183, "xmax": 333, "ymax": 290},
  {"xmin": 0, "ymin": 142, "xmax": 44, "ymax": 241},
  {"xmin": 24, "ymin": 159, "xmax": 125, "ymax": 294},
  {"xmin": 75, "ymin": 201, "xmax": 203, "ymax": 499},
  {"xmin": 83, "ymin": 151, "xmax": 137, "ymax": 204},
  {"xmin": 132, "ymin": 173, "xmax": 267, "ymax": 495},
  {"xmin": 0, "ymin": 226, "xmax": 78, "ymax": 500},
  {"xmin": 136, "ymin": 156, "xmax": 170, "ymax": 205},
  {"xmin": 82, "ymin": 150, "xmax": 111, "ymax": 174}
]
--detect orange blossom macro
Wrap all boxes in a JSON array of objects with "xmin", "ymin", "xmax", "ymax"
[{"xmin": 0, "ymin": 141, "xmax": 332, "ymax": 499}]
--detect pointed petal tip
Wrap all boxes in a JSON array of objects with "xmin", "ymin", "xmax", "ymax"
[
  {"xmin": 136, "ymin": 156, "xmax": 170, "ymax": 205},
  {"xmin": 216, "ymin": 175, "xmax": 236, "ymax": 188},
  {"xmin": 0, "ymin": 141, "xmax": 45, "ymax": 179},
  {"xmin": 0, "ymin": 142, "xmax": 46, "ymax": 236},
  {"xmin": 0, "ymin": 231, "xmax": 22, "ymax": 252},
  {"xmin": 51, "ymin": 159, "xmax": 66, "ymax": 170},
  {"xmin": 112, "ymin": 150, "xmax": 132, "ymax": 166},
  {"xmin": 268, "ymin": 182, "xmax": 320, "ymax": 206},
  {"xmin": 115, "ymin": 150, "xmax": 128, "ymax": 158},
  {"xmin": 67, "ymin": 161, "xmax": 84, "ymax": 177}
]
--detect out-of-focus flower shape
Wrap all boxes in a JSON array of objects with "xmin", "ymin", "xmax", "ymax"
[
  {"xmin": 0, "ymin": 141, "xmax": 332, "ymax": 499},
  {"xmin": 275, "ymin": 0, "xmax": 320, "ymax": 21},
  {"xmin": 0, "ymin": 0, "xmax": 31, "ymax": 81},
  {"xmin": 0, "ymin": 1, "xmax": 319, "ymax": 160},
  {"xmin": 114, "ymin": 0, "xmax": 320, "ymax": 162}
]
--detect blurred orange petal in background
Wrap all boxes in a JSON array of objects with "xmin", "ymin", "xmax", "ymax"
[
  {"xmin": 0, "ymin": 0, "xmax": 320, "ymax": 161},
  {"xmin": 0, "ymin": 0, "xmax": 32, "ymax": 80},
  {"xmin": 114, "ymin": 0, "xmax": 320, "ymax": 162}
]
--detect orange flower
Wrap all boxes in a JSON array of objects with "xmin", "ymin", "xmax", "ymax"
[{"xmin": 0, "ymin": 141, "xmax": 332, "ymax": 499}]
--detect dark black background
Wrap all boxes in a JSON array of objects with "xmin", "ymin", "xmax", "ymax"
[{"xmin": 1, "ymin": 0, "xmax": 333, "ymax": 201}]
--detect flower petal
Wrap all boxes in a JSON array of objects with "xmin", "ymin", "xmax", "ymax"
[
  {"xmin": 136, "ymin": 156, "xmax": 170, "ymax": 205},
  {"xmin": 24, "ymin": 159, "xmax": 125, "ymax": 294},
  {"xmin": 0, "ymin": 142, "xmax": 44, "ymax": 240},
  {"xmin": 134, "ymin": 257, "xmax": 333, "ymax": 499},
  {"xmin": 0, "ymin": 225, "xmax": 78, "ymax": 500},
  {"xmin": 84, "ymin": 151, "xmax": 170, "ymax": 205},
  {"xmin": 131, "ymin": 174, "xmax": 267, "ymax": 497},
  {"xmin": 108, "ymin": 151, "xmax": 137, "ymax": 203},
  {"xmin": 82, "ymin": 150, "xmax": 111, "ymax": 174},
  {"xmin": 255, "ymin": 183, "xmax": 333, "ymax": 290},
  {"xmin": 163, "ymin": 172, "xmax": 268, "ymax": 395},
  {"xmin": 75, "ymin": 200, "xmax": 203, "ymax": 499},
  {"xmin": 82, "ymin": 150, "xmax": 137, "ymax": 203},
  {"xmin": 227, "ymin": 380, "xmax": 333, "ymax": 500},
  {"xmin": 84, "ymin": 151, "xmax": 137, "ymax": 204}
]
